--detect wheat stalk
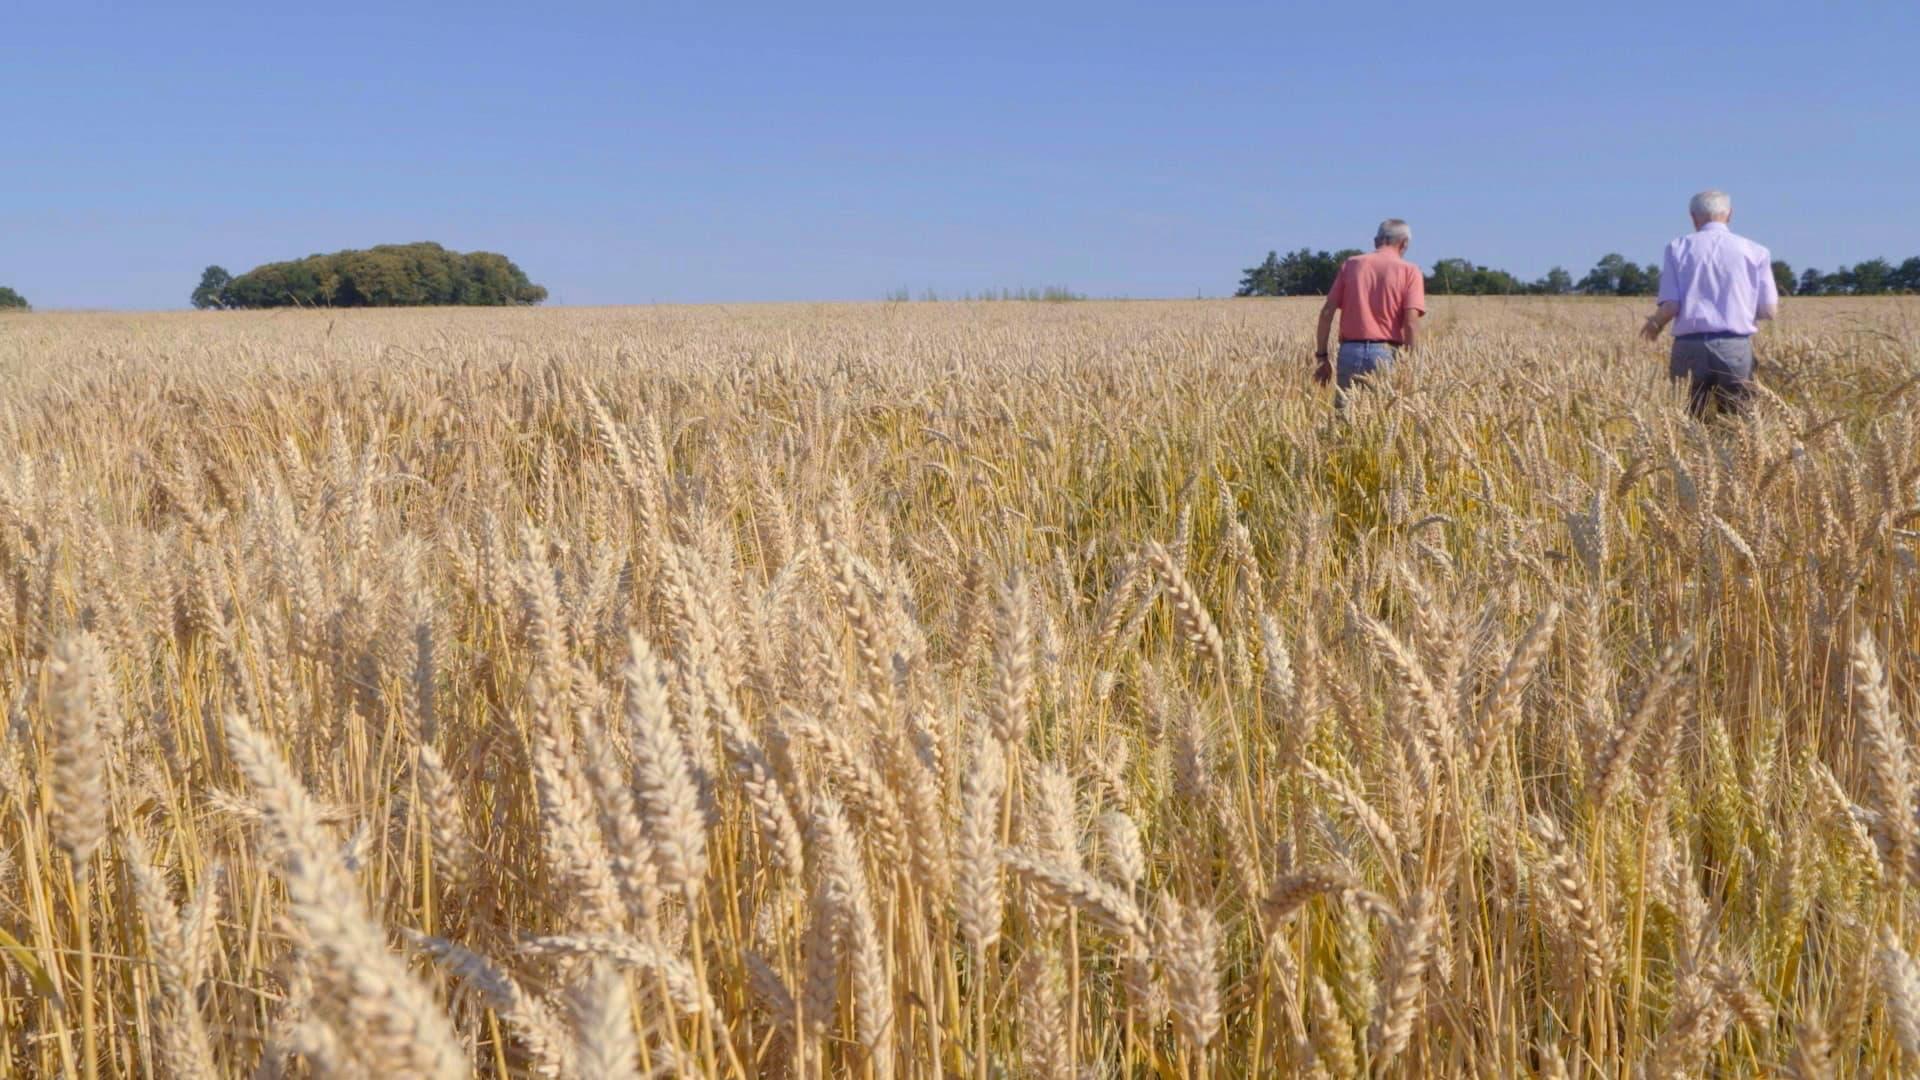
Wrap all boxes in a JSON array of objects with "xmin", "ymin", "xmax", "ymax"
[{"xmin": 223, "ymin": 713, "xmax": 468, "ymax": 1078}]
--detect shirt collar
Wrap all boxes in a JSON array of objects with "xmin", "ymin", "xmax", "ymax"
[{"xmin": 1700, "ymin": 222, "xmax": 1729, "ymax": 233}]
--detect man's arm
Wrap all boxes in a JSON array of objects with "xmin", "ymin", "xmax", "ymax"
[
  {"xmin": 1644, "ymin": 242, "xmax": 1681, "ymax": 341},
  {"xmin": 1641, "ymin": 301, "xmax": 1678, "ymax": 342},
  {"xmin": 1756, "ymin": 252, "xmax": 1780, "ymax": 322},
  {"xmin": 1400, "ymin": 270, "xmax": 1426, "ymax": 352},
  {"xmin": 1314, "ymin": 264, "xmax": 1348, "ymax": 385},
  {"xmin": 1314, "ymin": 298, "xmax": 1337, "ymax": 384}
]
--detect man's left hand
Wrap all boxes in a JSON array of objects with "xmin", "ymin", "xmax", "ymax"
[
  {"xmin": 1639, "ymin": 316, "xmax": 1664, "ymax": 343},
  {"xmin": 1313, "ymin": 357, "xmax": 1332, "ymax": 386}
]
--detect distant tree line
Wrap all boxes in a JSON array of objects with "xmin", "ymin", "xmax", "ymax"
[
  {"xmin": 0, "ymin": 286, "xmax": 28, "ymax": 311},
  {"xmin": 1784, "ymin": 257, "xmax": 1920, "ymax": 296},
  {"xmin": 1236, "ymin": 249, "xmax": 1663, "ymax": 297},
  {"xmin": 192, "ymin": 242, "xmax": 548, "ymax": 309},
  {"xmin": 1238, "ymin": 249, "xmax": 1920, "ymax": 298},
  {"xmin": 884, "ymin": 285, "xmax": 1087, "ymax": 302},
  {"xmin": 1235, "ymin": 249, "xmax": 1365, "ymax": 296}
]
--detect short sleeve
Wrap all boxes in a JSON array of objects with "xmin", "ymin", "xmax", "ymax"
[
  {"xmin": 1327, "ymin": 261, "xmax": 1349, "ymax": 306},
  {"xmin": 1657, "ymin": 243, "xmax": 1681, "ymax": 305},
  {"xmin": 1756, "ymin": 248, "xmax": 1780, "ymax": 310},
  {"xmin": 1405, "ymin": 266, "xmax": 1426, "ymax": 314}
]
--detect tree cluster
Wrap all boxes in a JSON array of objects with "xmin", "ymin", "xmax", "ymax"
[
  {"xmin": 191, "ymin": 242, "xmax": 548, "ymax": 309},
  {"xmin": 1570, "ymin": 254, "xmax": 1660, "ymax": 297},
  {"xmin": 1234, "ymin": 249, "xmax": 1364, "ymax": 296},
  {"xmin": 1782, "ymin": 257, "xmax": 1920, "ymax": 296},
  {"xmin": 883, "ymin": 285, "xmax": 1087, "ymax": 302},
  {"xmin": 0, "ymin": 286, "xmax": 28, "ymax": 311},
  {"xmin": 1236, "ymin": 249, "xmax": 1667, "ymax": 297},
  {"xmin": 1427, "ymin": 258, "xmax": 1576, "ymax": 296}
]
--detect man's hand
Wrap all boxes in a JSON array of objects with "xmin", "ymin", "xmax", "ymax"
[
  {"xmin": 1642, "ymin": 302, "xmax": 1678, "ymax": 342},
  {"xmin": 1315, "ymin": 301, "xmax": 1338, "ymax": 384}
]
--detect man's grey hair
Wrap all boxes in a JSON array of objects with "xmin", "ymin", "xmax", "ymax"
[
  {"xmin": 1689, "ymin": 190, "xmax": 1732, "ymax": 220},
  {"xmin": 1375, "ymin": 219, "xmax": 1411, "ymax": 247}
]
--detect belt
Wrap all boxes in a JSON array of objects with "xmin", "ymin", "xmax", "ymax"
[
  {"xmin": 1340, "ymin": 338, "xmax": 1402, "ymax": 347},
  {"xmin": 1674, "ymin": 331, "xmax": 1749, "ymax": 342}
]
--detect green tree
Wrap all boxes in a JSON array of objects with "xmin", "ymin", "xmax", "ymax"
[
  {"xmin": 1798, "ymin": 268, "xmax": 1826, "ymax": 297},
  {"xmin": 1236, "ymin": 251, "xmax": 1285, "ymax": 296},
  {"xmin": 1426, "ymin": 257, "xmax": 1470, "ymax": 295},
  {"xmin": 213, "ymin": 242, "xmax": 547, "ymax": 308},
  {"xmin": 1537, "ymin": 267, "xmax": 1573, "ymax": 295},
  {"xmin": 1893, "ymin": 257, "xmax": 1920, "ymax": 293},
  {"xmin": 1576, "ymin": 254, "xmax": 1659, "ymax": 296},
  {"xmin": 191, "ymin": 266, "xmax": 232, "ymax": 309},
  {"xmin": 1235, "ymin": 248, "xmax": 1362, "ymax": 297},
  {"xmin": 1425, "ymin": 258, "xmax": 1526, "ymax": 295},
  {"xmin": 1576, "ymin": 254, "xmax": 1630, "ymax": 295},
  {"xmin": 0, "ymin": 286, "xmax": 27, "ymax": 311},
  {"xmin": 1771, "ymin": 260, "xmax": 1795, "ymax": 296},
  {"xmin": 1850, "ymin": 258, "xmax": 1892, "ymax": 294}
]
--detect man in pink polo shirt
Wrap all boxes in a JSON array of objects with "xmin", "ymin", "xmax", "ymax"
[
  {"xmin": 1640, "ymin": 189, "xmax": 1778, "ymax": 417},
  {"xmin": 1313, "ymin": 219, "xmax": 1426, "ymax": 391}
]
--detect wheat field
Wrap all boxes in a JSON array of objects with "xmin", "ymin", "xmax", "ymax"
[{"xmin": 0, "ymin": 297, "xmax": 1916, "ymax": 1078}]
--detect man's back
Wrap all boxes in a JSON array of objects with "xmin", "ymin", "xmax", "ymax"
[
  {"xmin": 1659, "ymin": 222, "xmax": 1776, "ymax": 337},
  {"xmin": 1330, "ymin": 250, "xmax": 1424, "ymax": 344}
]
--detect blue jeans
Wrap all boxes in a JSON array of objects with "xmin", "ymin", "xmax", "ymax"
[{"xmin": 1336, "ymin": 341, "xmax": 1396, "ymax": 390}]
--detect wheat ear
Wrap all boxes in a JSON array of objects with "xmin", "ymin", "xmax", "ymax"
[{"xmin": 223, "ymin": 713, "xmax": 468, "ymax": 1078}]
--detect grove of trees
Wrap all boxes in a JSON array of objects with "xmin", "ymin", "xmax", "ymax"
[
  {"xmin": 1236, "ymin": 249, "xmax": 1656, "ymax": 297},
  {"xmin": 0, "ymin": 286, "xmax": 28, "ymax": 311},
  {"xmin": 1427, "ymin": 258, "xmax": 1583, "ymax": 296},
  {"xmin": 1788, "ymin": 257, "xmax": 1920, "ymax": 296},
  {"xmin": 191, "ymin": 242, "xmax": 548, "ymax": 309},
  {"xmin": 1572, "ymin": 255, "xmax": 1660, "ymax": 297},
  {"xmin": 1236, "ymin": 249, "xmax": 1365, "ymax": 296},
  {"xmin": 1239, "ymin": 250, "xmax": 1920, "ymax": 298}
]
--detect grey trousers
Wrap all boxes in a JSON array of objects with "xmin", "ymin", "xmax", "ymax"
[{"xmin": 1669, "ymin": 333, "xmax": 1755, "ymax": 417}]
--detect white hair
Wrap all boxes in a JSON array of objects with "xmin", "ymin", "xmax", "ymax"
[
  {"xmin": 1689, "ymin": 190, "xmax": 1732, "ymax": 220},
  {"xmin": 1375, "ymin": 219, "xmax": 1411, "ymax": 247}
]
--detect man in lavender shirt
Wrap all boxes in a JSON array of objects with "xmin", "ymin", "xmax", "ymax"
[{"xmin": 1640, "ymin": 190, "xmax": 1780, "ymax": 416}]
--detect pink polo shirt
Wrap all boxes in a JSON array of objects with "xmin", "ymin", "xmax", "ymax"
[{"xmin": 1328, "ymin": 250, "xmax": 1426, "ymax": 344}]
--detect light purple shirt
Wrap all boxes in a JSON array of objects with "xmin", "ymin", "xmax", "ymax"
[{"xmin": 1658, "ymin": 222, "xmax": 1779, "ymax": 337}]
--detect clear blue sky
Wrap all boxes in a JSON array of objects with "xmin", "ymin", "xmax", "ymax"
[{"xmin": 4, "ymin": 2, "xmax": 1916, "ymax": 309}]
